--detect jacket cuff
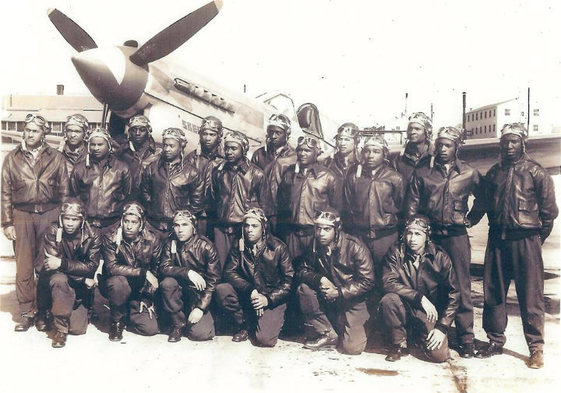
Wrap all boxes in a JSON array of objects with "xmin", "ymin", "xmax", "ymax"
[
  {"xmin": 60, "ymin": 258, "xmax": 69, "ymax": 271},
  {"xmin": 312, "ymin": 274, "xmax": 323, "ymax": 290},
  {"xmin": 140, "ymin": 268, "xmax": 148, "ymax": 278},
  {"xmin": 414, "ymin": 292, "xmax": 423, "ymax": 306},
  {"xmin": 435, "ymin": 322, "xmax": 448, "ymax": 334},
  {"xmin": 265, "ymin": 294, "xmax": 273, "ymax": 308}
]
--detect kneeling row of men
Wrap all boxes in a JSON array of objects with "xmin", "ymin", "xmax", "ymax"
[{"xmin": 38, "ymin": 198, "xmax": 456, "ymax": 364}]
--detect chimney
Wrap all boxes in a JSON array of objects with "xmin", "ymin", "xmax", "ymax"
[{"xmin": 56, "ymin": 84, "xmax": 64, "ymax": 95}]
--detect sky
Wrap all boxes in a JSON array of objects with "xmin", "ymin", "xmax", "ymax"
[{"xmin": 1, "ymin": 0, "xmax": 560, "ymax": 129}]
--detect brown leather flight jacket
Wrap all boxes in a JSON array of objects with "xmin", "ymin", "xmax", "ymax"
[
  {"xmin": 140, "ymin": 156, "xmax": 205, "ymax": 223},
  {"xmin": 382, "ymin": 242, "xmax": 460, "ymax": 333},
  {"xmin": 1, "ymin": 144, "xmax": 69, "ymax": 228},
  {"xmin": 40, "ymin": 222, "xmax": 102, "ymax": 283},
  {"xmin": 70, "ymin": 154, "xmax": 132, "ymax": 221},
  {"xmin": 60, "ymin": 143, "xmax": 87, "ymax": 180},
  {"xmin": 297, "ymin": 232, "xmax": 374, "ymax": 302},
  {"xmin": 392, "ymin": 142, "xmax": 434, "ymax": 184},
  {"xmin": 277, "ymin": 163, "xmax": 342, "ymax": 227},
  {"xmin": 405, "ymin": 159, "xmax": 484, "ymax": 227},
  {"xmin": 343, "ymin": 163, "xmax": 405, "ymax": 232},
  {"xmin": 483, "ymin": 154, "xmax": 558, "ymax": 240},
  {"xmin": 209, "ymin": 158, "xmax": 272, "ymax": 224},
  {"xmin": 224, "ymin": 235, "xmax": 294, "ymax": 307},
  {"xmin": 159, "ymin": 235, "xmax": 221, "ymax": 311},
  {"xmin": 119, "ymin": 138, "xmax": 161, "ymax": 199}
]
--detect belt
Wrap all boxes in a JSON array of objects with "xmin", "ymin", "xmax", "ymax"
[
  {"xmin": 88, "ymin": 216, "xmax": 119, "ymax": 228},
  {"xmin": 15, "ymin": 202, "xmax": 58, "ymax": 214},
  {"xmin": 360, "ymin": 226, "xmax": 398, "ymax": 240},
  {"xmin": 431, "ymin": 224, "xmax": 467, "ymax": 237}
]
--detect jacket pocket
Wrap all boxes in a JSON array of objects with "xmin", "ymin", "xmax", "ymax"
[{"xmin": 518, "ymin": 200, "xmax": 539, "ymax": 226}]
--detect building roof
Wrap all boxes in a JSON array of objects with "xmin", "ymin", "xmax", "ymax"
[{"xmin": 466, "ymin": 98, "xmax": 517, "ymax": 114}]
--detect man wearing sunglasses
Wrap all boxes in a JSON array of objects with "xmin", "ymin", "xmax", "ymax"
[
  {"xmin": 2, "ymin": 113, "xmax": 69, "ymax": 332},
  {"xmin": 277, "ymin": 136, "xmax": 342, "ymax": 259},
  {"xmin": 297, "ymin": 208, "xmax": 374, "ymax": 354},
  {"xmin": 60, "ymin": 114, "xmax": 89, "ymax": 179},
  {"xmin": 120, "ymin": 115, "xmax": 161, "ymax": 200}
]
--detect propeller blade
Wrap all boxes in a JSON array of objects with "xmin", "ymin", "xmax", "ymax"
[
  {"xmin": 47, "ymin": 8, "xmax": 97, "ymax": 52},
  {"xmin": 129, "ymin": 0, "xmax": 222, "ymax": 66}
]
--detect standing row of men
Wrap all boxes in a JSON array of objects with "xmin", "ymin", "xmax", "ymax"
[{"xmin": 1, "ymin": 110, "xmax": 557, "ymax": 369}]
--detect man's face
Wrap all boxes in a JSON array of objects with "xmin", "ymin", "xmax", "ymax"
[
  {"xmin": 200, "ymin": 129, "xmax": 220, "ymax": 151},
  {"xmin": 162, "ymin": 138, "xmax": 182, "ymax": 161},
  {"xmin": 122, "ymin": 215, "xmax": 142, "ymax": 240},
  {"xmin": 362, "ymin": 146, "xmax": 385, "ymax": 168},
  {"xmin": 500, "ymin": 134, "xmax": 523, "ymax": 160},
  {"xmin": 267, "ymin": 126, "xmax": 288, "ymax": 149},
  {"xmin": 315, "ymin": 224, "xmax": 336, "ymax": 246},
  {"xmin": 89, "ymin": 137, "xmax": 110, "ymax": 160},
  {"xmin": 65, "ymin": 125, "xmax": 86, "ymax": 148},
  {"xmin": 23, "ymin": 122, "xmax": 45, "ymax": 150},
  {"xmin": 407, "ymin": 122, "xmax": 427, "ymax": 144},
  {"xmin": 244, "ymin": 217, "xmax": 263, "ymax": 244},
  {"xmin": 296, "ymin": 145, "xmax": 317, "ymax": 167},
  {"xmin": 224, "ymin": 142, "xmax": 244, "ymax": 162},
  {"xmin": 336, "ymin": 135, "xmax": 356, "ymax": 155},
  {"xmin": 129, "ymin": 126, "xmax": 150, "ymax": 146},
  {"xmin": 61, "ymin": 215, "xmax": 82, "ymax": 235},
  {"xmin": 405, "ymin": 228, "xmax": 427, "ymax": 254},
  {"xmin": 436, "ymin": 138, "xmax": 457, "ymax": 163},
  {"xmin": 173, "ymin": 219, "xmax": 195, "ymax": 242}
]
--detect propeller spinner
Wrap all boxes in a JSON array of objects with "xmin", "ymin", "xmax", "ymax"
[{"xmin": 48, "ymin": 0, "xmax": 223, "ymax": 114}]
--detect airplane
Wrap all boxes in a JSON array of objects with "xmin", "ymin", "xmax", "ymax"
[{"xmin": 2, "ymin": 0, "xmax": 560, "ymax": 174}]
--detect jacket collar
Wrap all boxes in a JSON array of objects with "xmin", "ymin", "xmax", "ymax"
[
  {"xmin": 499, "ymin": 152, "xmax": 529, "ymax": 169},
  {"xmin": 220, "ymin": 157, "xmax": 250, "ymax": 173},
  {"xmin": 432, "ymin": 158, "xmax": 463, "ymax": 174}
]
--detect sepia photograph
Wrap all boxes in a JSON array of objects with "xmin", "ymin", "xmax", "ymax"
[{"xmin": 1, "ymin": 0, "xmax": 560, "ymax": 392}]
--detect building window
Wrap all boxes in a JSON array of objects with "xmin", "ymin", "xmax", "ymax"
[
  {"xmin": 8, "ymin": 122, "xmax": 16, "ymax": 131},
  {"xmin": 521, "ymin": 111, "xmax": 525, "ymax": 117},
  {"xmin": 533, "ymin": 125, "xmax": 539, "ymax": 131},
  {"xmin": 534, "ymin": 109, "xmax": 540, "ymax": 116},
  {"xmin": 493, "ymin": 109, "xmax": 496, "ymax": 117},
  {"xmin": 484, "ymin": 125, "xmax": 487, "ymax": 132},
  {"xmin": 493, "ymin": 124, "xmax": 496, "ymax": 132},
  {"xmin": 505, "ymin": 108, "xmax": 510, "ymax": 116},
  {"xmin": 484, "ymin": 111, "xmax": 487, "ymax": 119},
  {"xmin": 16, "ymin": 122, "xmax": 24, "ymax": 131}
]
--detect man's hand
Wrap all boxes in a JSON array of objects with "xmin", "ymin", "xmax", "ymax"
[
  {"xmin": 426, "ymin": 328, "xmax": 446, "ymax": 351},
  {"xmin": 3, "ymin": 226, "xmax": 16, "ymax": 241},
  {"xmin": 44, "ymin": 251, "xmax": 62, "ymax": 271},
  {"xmin": 320, "ymin": 277, "xmax": 339, "ymax": 302},
  {"xmin": 250, "ymin": 289, "xmax": 268, "ymax": 310},
  {"xmin": 464, "ymin": 218, "xmax": 473, "ymax": 228},
  {"xmin": 188, "ymin": 308, "xmax": 204, "ymax": 325},
  {"xmin": 85, "ymin": 278, "xmax": 96, "ymax": 289},
  {"xmin": 139, "ymin": 301, "xmax": 155, "ymax": 320},
  {"xmin": 421, "ymin": 296, "xmax": 438, "ymax": 323},
  {"xmin": 187, "ymin": 270, "xmax": 206, "ymax": 291},
  {"xmin": 145, "ymin": 270, "xmax": 159, "ymax": 290}
]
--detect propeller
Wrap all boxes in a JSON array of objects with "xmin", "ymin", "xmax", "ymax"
[
  {"xmin": 129, "ymin": 0, "xmax": 223, "ymax": 66},
  {"xmin": 47, "ymin": 8, "xmax": 97, "ymax": 52}
]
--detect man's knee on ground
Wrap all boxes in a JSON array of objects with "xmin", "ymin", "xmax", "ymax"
[
  {"xmin": 187, "ymin": 325, "xmax": 215, "ymax": 341},
  {"xmin": 255, "ymin": 330, "xmax": 279, "ymax": 347},
  {"xmin": 339, "ymin": 333, "xmax": 366, "ymax": 355},
  {"xmin": 69, "ymin": 323, "xmax": 88, "ymax": 335}
]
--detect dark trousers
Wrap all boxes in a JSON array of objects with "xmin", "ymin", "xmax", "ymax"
[
  {"xmin": 216, "ymin": 282, "xmax": 287, "ymax": 347},
  {"xmin": 380, "ymin": 293, "xmax": 449, "ymax": 363},
  {"xmin": 483, "ymin": 234, "xmax": 544, "ymax": 351},
  {"xmin": 360, "ymin": 231, "xmax": 398, "ymax": 294},
  {"xmin": 297, "ymin": 283, "xmax": 370, "ymax": 355},
  {"xmin": 104, "ymin": 275, "xmax": 159, "ymax": 336},
  {"xmin": 13, "ymin": 208, "xmax": 59, "ymax": 316},
  {"xmin": 286, "ymin": 231, "xmax": 314, "ymax": 262},
  {"xmin": 432, "ymin": 233, "xmax": 473, "ymax": 345},
  {"xmin": 37, "ymin": 271, "xmax": 90, "ymax": 334},
  {"xmin": 214, "ymin": 225, "xmax": 242, "ymax": 272},
  {"xmin": 160, "ymin": 277, "xmax": 215, "ymax": 341}
]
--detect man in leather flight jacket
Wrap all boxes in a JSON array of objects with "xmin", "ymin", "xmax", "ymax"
[
  {"xmin": 217, "ymin": 208, "xmax": 294, "ymax": 347},
  {"xmin": 344, "ymin": 135, "xmax": 405, "ymax": 294},
  {"xmin": 159, "ymin": 210, "xmax": 220, "ymax": 343},
  {"xmin": 140, "ymin": 127, "xmax": 204, "ymax": 237},
  {"xmin": 59, "ymin": 114, "xmax": 88, "ymax": 180},
  {"xmin": 1, "ymin": 114, "xmax": 69, "ymax": 331},
  {"xmin": 277, "ymin": 136, "xmax": 342, "ymax": 260},
  {"xmin": 101, "ymin": 202, "xmax": 162, "ymax": 341},
  {"xmin": 475, "ymin": 123, "xmax": 558, "ymax": 369},
  {"xmin": 37, "ymin": 200, "xmax": 101, "ymax": 348},
  {"xmin": 405, "ymin": 126, "xmax": 484, "ymax": 358},
  {"xmin": 297, "ymin": 209, "xmax": 374, "ymax": 355},
  {"xmin": 381, "ymin": 215, "xmax": 460, "ymax": 363},
  {"xmin": 70, "ymin": 128, "xmax": 132, "ymax": 231}
]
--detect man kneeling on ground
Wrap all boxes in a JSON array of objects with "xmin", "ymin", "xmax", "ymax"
[
  {"xmin": 380, "ymin": 215, "xmax": 460, "ymax": 363},
  {"xmin": 159, "ymin": 210, "xmax": 220, "ymax": 342},
  {"xmin": 216, "ymin": 208, "xmax": 294, "ymax": 347}
]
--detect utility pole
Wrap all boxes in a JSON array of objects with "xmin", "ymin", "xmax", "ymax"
[
  {"xmin": 527, "ymin": 87, "xmax": 531, "ymax": 134},
  {"xmin": 462, "ymin": 91, "xmax": 467, "ymax": 131}
]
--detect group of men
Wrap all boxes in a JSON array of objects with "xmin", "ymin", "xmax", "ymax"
[{"xmin": 1, "ymin": 109, "xmax": 557, "ymax": 369}]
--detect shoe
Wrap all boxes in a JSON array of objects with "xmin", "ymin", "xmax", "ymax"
[
  {"xmin": 168, "ymin": 326, "xmax": 183, "ymax": 343},
  {"xmin": 109, "ymin": 321, "xmax": 125, "ymax": 342},
  {"xmin": 385, "ymin": 345, "xmax": 409, "ymax": 362},
  {"xmin": 303, "ymin": 331, "xmax": 338, "ymax": 350},
  {"xmin": 14, "ymin": 316, "xmax": 34, "ymax": 332},
  {"xmin": 232, "ymin": 329, "xmax": 249, "ymax": 343},
  {"xmin": 458, "ymin": 343, "xmax": 476, "ymax": 358},
  {"xmin": 475, "ymin": 342, "xmax": 503, "ymax": 359},
  {"xmin": 52, "ymin": 331, "xmax": 67, "ymax": 348},
  {"xmin": 528, "ymin": 349, "xmax": 544, "ymax": 369},
  {"xmin": 35, "ymin": 315, "xmax": 49, "ymax": 332}
]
